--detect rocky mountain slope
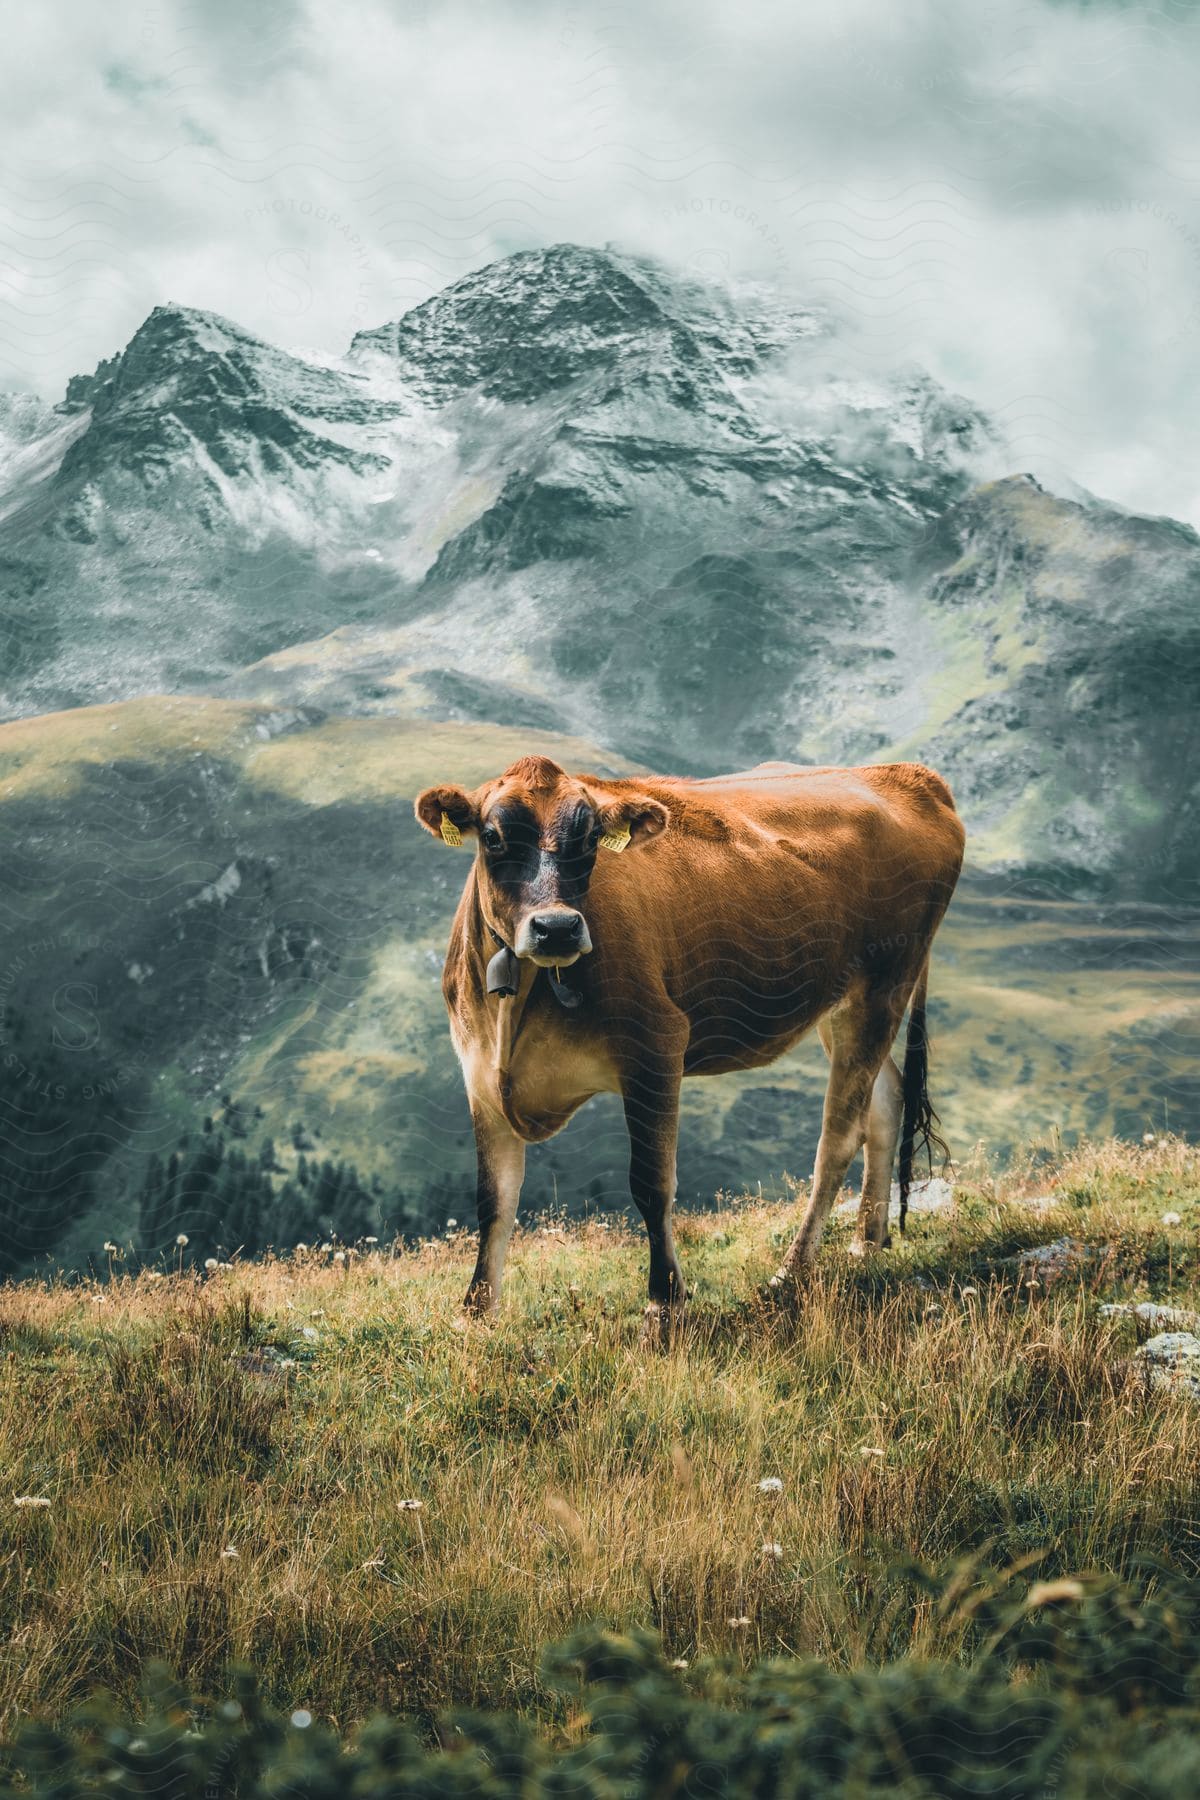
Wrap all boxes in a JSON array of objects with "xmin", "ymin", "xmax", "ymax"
[
  {"xmin": 915, "ymin": 477, "xmax": 1200, "ymax": 889},
  {"xmin": 7, "ymin": 243, "xmax": 1193, "ymax": 890},
  {"xmin": 0, "ymin": 305, "xmax": 414, "ymax": 715}
]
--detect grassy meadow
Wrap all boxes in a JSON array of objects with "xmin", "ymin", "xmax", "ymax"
[{"xmin": 1, "ymin": 1134, "xmax": 1198, "ymax": 1746}]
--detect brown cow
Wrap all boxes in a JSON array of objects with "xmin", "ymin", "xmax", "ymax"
[{"xmin": 415, "ymin": 755, "xmax": 964, "ymax": 1322}]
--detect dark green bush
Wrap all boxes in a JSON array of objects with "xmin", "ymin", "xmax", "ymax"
[{"xmin": 3, "ymin": 1566, "xmax": 1200, "ymax": 1798}]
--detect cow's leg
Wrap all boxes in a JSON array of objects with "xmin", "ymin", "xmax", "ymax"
[
  {"xmin": 623, "ymin": 1061, "xmax": 687, "ymax": 1325},
  {"xmin": 853, "ymin": 1054, "xmax": 902, "ymax": 1253},
  {"xmin": 463, "ymin": 1102, "xmax": 527, "ymax": 1314},
  {"xmin": 811, "ymin": 1018, "xmax": 902, "ymax": 1255},
  {"xmin": 773, "ymin": 990, "xmax": 899, "ymax": 1284}
]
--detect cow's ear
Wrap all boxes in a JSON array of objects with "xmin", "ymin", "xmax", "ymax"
[
  {"xmin": 415, "ymin": 784, "xmax": 479, "ymax": 845},
  {"xmin": 596, "ymin": 791, "xmax": 670, "ymax": 851}
]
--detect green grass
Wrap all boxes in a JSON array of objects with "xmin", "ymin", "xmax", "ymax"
[{"xmin": 0, "ymin": 1135, "xmax": 1198, "ymax": 1739}]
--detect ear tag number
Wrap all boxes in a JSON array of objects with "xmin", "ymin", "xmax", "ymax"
[
  {"xmin": 599, "ymin": 826, "xmax": 631, "ymax": 853},
  {"xmin": 440, "ymin": 815, "xmax": 464, "ymax": 848}
]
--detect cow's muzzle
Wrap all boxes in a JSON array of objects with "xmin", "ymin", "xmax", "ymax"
[{"xmin": 515, "ymin": 908, "xmax": 592, "ymax": 966}]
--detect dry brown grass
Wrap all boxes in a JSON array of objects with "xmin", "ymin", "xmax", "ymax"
[{"xmin": 0, "ymin": 1135, "xmax": 1197, "ymax": 1732}]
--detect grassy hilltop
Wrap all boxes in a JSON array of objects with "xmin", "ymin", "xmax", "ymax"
[{"xmin": 1, "ymin": 1135, "xmax": 1198, "ymax": 1755}]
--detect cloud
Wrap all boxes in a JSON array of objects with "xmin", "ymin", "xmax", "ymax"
[{"xmin": 0, "ymin": 0, "xmax": 1197, "ymax": 520}]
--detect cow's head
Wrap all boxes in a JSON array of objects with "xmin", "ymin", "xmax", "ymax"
[{"xmin": 415, "ymin": 756, "xmax": 669, "ymax": 966}]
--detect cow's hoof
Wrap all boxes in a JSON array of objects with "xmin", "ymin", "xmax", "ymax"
[
  {"xmin": 462, "ymin": 1286, "xmax": 500, "ymax": 1321},
  {"xmin": 847, "ymin": 1235, "xmax": 892, "ymax": 1259},
  {"xmin": 759, "ymin": 1267, "xmax": 807, "ymax": 1312},
  {"xmin": 641, "ymin": 1300, "xmax": 685, "ymax": 1350}
]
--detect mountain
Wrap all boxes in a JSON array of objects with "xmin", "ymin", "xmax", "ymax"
[
  {"xmin": 3, "ymin": 244, "xmax": 1196, "ymax": 891},
  {"xmin": 0, "ymin": 304, "xmax": 412, "ymax": 717},
  {"xmin": 1, "ymin": 243, "xmax": 1198, "ymax": 1273},
  {"xmin": 916, "ymin": 476, "xmax": 1200, "ymax": 887},
  {"xmin": 312, "ymin": 247, "xmax": 1007, "ymax": 782}
]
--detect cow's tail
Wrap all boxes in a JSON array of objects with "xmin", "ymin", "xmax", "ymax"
[{"xmin": 897, "ymin": 958, "xmax": 950, "ymax": 1235}]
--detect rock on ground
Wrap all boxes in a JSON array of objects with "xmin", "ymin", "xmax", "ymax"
[
  {"xmin": 1099, "ymin": 1301, "xmax": 1200, "ymax": 1332},
  {"xmin": 1133, "ymin": 1331, "xmax": 1200, "ymax": 1402},
  {"xmin": 834, "ymin": 1176, "xmax": 955, "ymax": 1219},
  {"xmin": 1013, "ymin": 1236, "xmax": 1113, "ymax": 1282}
]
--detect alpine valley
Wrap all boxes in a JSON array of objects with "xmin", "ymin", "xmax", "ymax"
[{"xmin": 1, "ymin": 245, "xmax": 1197, "ymax": 1270}]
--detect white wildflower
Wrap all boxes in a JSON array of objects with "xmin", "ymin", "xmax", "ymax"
[
  {"xmin": 361, "ymin": 1558, "xmax": 386, "ymax": 1571},
  {"xmin": 319, "ymin": 1243, "xmax": 332, "ymax": 1253},
  {"xmin": 761, "ymin": 1541, "xmax": 783, "ymax": 1559},
  {"xmin": 757, "ymin": 1477, "xmax": 783, "ymax": 1496},
  {"xmin": 728, "ymin": 1615, "xmax": 751, "ymax": 1630},
  {"xmin": 103, "ymin": 1241, "xmax": 117, "ymax": 1253},
  {"xmin": 1144, "ymin": 1132, "xmax": 1157, "ymax": 1145},
  {"xmin": 333, "ymin": 1251, "xmax": 346, "ymax": 1265},
  {"xmin": 13, "ymin": 1495, "xmax": 51, "ymax": 1509},
  {"xmin": 204, "ymin": 1258, "xmax": 219, "ymax": 1272},
  {"xmin": 446, "ymin": 1218, "xmax": 458, "ymax": 1230},
  {"xmin": 295, "ymin": 1242, "xmax": 308, "ymax": 1253},
  {"xmin": 364, "ymin": 1236, "xmax": 378, "ymax": 1245},
  {"xmin": 858, "ymin": 1446, "xmax": 885, "ymax": 1458},
  {"xmin": 1162, "ymin": 1211, "xmax": 1183, "ymax": 1227},
  {"xmin": 960, "ymin": 1286, "xmax": 979, "ymax": 1299},
  {"xmin": 300, "ymin": 1326, "xmax": 319, "ymax": 1343},
  {"xmin": 290, "ymin": 1710, "xmax": 312, "ymax": 1730},
  {"xmin": 220, "ymin": 1544, "xmax": 238, "ymax": 1559},
  {"xmin": 398, "ymin": 1498, "xmax": 424, "ymax": 1511},
  {"xmin": 671, "ymin": 1657, "xmax": 689, "ymax": 1670},
  {"xmin": 89, "ymin": 1294, "xmax": 107, "ymax": 1305},
  {"xmin": 175, "ymin": 1233, "xmax": 189, "ymax": 1247}
]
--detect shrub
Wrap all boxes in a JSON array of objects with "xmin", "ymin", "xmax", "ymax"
[{"xmin": 3, "ymin": 1567, "xmax": 1200, "ymax": 1798}]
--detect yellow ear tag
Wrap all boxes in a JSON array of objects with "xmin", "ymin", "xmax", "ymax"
[
  {"xmin": 598, "ymin": 825, "xmax": 631, "ymax": 853},
  {"xmin": 440, "ymin": 815, "xmax": 463, "ymax": 848}
]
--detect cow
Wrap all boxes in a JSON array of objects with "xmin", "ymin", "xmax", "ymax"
[{"xmin": 415, "ymin": 755, "xmax": 964, "ymax": 1326}]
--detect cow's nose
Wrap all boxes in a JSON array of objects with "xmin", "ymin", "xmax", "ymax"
[{"xmin": 530, "ymin": 910, "xmax": 583, "ymax": 947}]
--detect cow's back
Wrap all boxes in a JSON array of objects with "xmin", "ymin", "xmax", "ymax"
[
  {"xmin": 578, "ymin": 760, "xmax": 963, "ymax": 1067},
  {"xmin": 688, "ymin": 759, "xmax": 956, "ymax": 829},
  {"xmin": 649, "ymin": 761, "xmax": 962, "ymax": 878}
]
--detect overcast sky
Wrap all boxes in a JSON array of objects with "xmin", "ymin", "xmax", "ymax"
[{"xmin": 3, "ymin": 0, "xmax": 1199, "ymax": 521}]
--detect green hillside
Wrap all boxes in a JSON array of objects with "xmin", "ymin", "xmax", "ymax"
[{"xmin": 1, "ymin": 698, "xmax": 1196, "ymax": 1273}]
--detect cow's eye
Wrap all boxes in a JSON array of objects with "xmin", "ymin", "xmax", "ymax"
[
  {"xmin": 586, "ymin": 824, "xmax": 601, "ymax": 848},
  {"xmin": 481, "ymin": 826, "xmax": 504, "ymax": 854}
]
